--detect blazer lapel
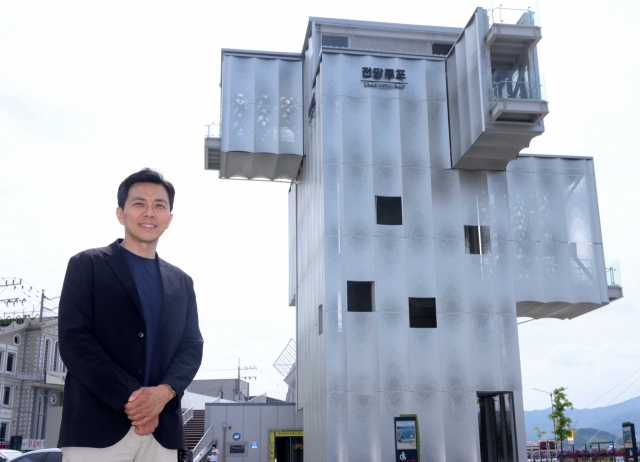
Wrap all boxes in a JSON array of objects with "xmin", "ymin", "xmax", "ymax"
[
  {"xmin": 156, "ymin": 257, "xmax": 174, "ymax": 338},
  {"xmin": 104, "ymin": 240, "xmax": 144, "ymax": 318}
]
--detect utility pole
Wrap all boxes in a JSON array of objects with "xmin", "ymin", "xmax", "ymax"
[
  {"xmin": 39, "ymin": 290, "xmax": 60, "ymax": 322},
  {"xmin": 236, "ymin": 358, "xmax": 257, "ymax": 402},
  {"xmin": 0, "ymin": 279, "xmax": 26, "ymax": 311},
  {"xmin": 40, "ymin": 290, "xmax": 45, "ymax": 322}
]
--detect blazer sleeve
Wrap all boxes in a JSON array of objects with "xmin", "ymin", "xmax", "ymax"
[
  {"xmin": 161, "ymin": 275, "xmax": 203, "ymax": 412},
  {"xmin": 58, "ymin": 254, "xmax": 142, "ymax": 411}
]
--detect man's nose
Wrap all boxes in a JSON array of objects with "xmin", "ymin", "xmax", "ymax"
[{"xmin": 143, "ymin": 205, "xmax": 156, "ymax": 216}]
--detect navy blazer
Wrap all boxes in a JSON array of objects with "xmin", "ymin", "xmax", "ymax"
[{"xmin": 58, "ymin": 240, "xmax": 203, "ymax": 449}]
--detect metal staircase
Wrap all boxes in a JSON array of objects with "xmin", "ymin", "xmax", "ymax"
[{"xmin": 180, "ymin": 409, "xmax": 205, "ymax": 461}]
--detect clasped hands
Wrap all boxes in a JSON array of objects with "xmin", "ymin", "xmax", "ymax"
[{"xmin": 124, "ymin": 384, "xmax": 174, "ymax": 436}]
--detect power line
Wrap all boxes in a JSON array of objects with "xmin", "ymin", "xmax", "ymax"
[
  {"xmin": 586, "ymin": 378, "xmax": 640, "ymax": 446},
  {"xmin": 583, "ymin": 367, "xmax": 640, "ymax": 409}
]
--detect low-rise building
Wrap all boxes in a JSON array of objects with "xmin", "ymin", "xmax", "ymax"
[{"xmin": 0, "ymin": 315, "xmax": 64, "ymax": 444}]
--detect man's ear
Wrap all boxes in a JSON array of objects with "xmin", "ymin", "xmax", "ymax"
[{"xmin": 116, "ymin": 207, "xmax": 125, "ymax": 225}]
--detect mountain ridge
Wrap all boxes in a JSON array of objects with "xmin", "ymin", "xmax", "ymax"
[{"xmin": 524, "ymin": 395, "xmax": 640, "ymax": 442}]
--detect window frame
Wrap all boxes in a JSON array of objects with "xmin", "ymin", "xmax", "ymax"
[
  {"xmin": 408, "ymin": 298, "xmax": 437, "ymax": 328},
  {"xmin": 2, "ymin": 386, "xmax": 11, "ymax": 406},
  {"xmin": 464, "ymin": 225, "xmax": 491, "ymax": 255},
  {"xmin": 6, "ymin": 353, "xmax": 15, "ymax": 373},
  {"xmin": 347, "ymin": 281, "xmax": 375, "ymax": 313},
  {"xmin": 375, "ymin": 196, "xmax": 403, "ymax": 226}
]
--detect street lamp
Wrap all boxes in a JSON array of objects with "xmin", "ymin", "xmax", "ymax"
[{"xmin": 534, "ymin": 388, "xmax": 555, "ymax": 459}]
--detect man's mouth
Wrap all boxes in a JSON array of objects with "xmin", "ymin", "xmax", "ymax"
[{"xmin": 139, "ymin": 223, "xmax": 157, "ymax": 229}]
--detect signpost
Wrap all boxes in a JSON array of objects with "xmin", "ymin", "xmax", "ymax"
[
  {"xmin": 623, "ymin": 422, "xmax": 638, "ymax": 462},
  {"xmin": 394, "ymin": 415, "xmax": 419, "ymax": 462}
]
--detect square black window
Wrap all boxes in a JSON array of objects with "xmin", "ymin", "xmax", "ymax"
[
  {"xmin": 432, "ymin": 43, "xmax": 453, "ymax": 55},
  {"xmin": 409, "ymin": 298, "xmax": 437, "ymax": 328},
  {"xmin": 318, "ymin": 304, "xmax": 323, "ymax": 335},
  {"xmin": 464, "ymin": 225, "xmax": 491, "ymax": 255},
  {"xmin": 376, "ymin": 196, "xmax": 403, "ymax": 225},
  {"xmin": 347, "ymin": 281, "xmax": 374, "ymax": 312}
]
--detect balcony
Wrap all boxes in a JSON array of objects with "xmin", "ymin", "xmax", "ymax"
[
  {"xmin": 16, "ymin": 372, "xmax": 45, "ymax": 381},
  {"xmin": 447, "ymin": 7, "xmax": 547, "ymax": 171},
  {"xmin": 606, "ymin": 260, "xmax": 623, "ymax": 301},
  {"xmin": 488, "ymin": 70, "xmax": 548, "ymax": 124}
]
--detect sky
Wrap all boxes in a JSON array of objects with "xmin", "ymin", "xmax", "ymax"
[{"xmin": 1, "ymin": 0, "xmax": 639, "ymax": 411}]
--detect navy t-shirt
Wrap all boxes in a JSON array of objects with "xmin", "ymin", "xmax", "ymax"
[{"xmin": 121, "ymin": 246, "xmax": 163, "ymax": 387}]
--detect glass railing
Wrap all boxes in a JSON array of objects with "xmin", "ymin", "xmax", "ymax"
[
  {"xmin": 605, "ymin": 261, "xmax": 622, "ymax": 287},
  {"xmin": 488, "ymin": 69, "xmax": 545, "ymax": 105},
  {"xmin": 205, "ymin": 123, "xmax": 220, "ymax": 138},
  {"xmin": 489, "ymin": 79, "xmax": 544, "ymax": 105},
  {"xmin": 487, "ymin": 1, "xmax": 540, "ymax": 28}
]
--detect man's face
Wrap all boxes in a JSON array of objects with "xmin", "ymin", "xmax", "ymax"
[{"xmin": 116, "ymin": 182, "xmax": 173, "ymax": 245}]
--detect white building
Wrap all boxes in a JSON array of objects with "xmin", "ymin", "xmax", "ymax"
[
  {"xmin": 0, "ymin": 316, "xmax": 65, "ymax": 446},
  {"xmin": 204, "ymin": 7, "xmax": 622, "ymax": 462}
]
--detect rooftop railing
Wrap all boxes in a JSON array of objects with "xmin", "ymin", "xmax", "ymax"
[
  {"xmin": 205, "ymin": 123, "xmax": 220, "ymax": 138},
  {"xmin": 487, "ymin": 2, "xmax": 540, "ymax": 28},
  {"xmin": 605, "ymin": 261, "xmax": 622, "ymax": 287}
]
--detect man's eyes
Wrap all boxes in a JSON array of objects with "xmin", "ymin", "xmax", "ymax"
[{"xmin": 131, "ymin": 202, "xmax": 165, "ymax": 208}]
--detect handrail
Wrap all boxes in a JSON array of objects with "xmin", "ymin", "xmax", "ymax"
[
  {"xmin": 193, "ymin": 425, "xmax": 214, "ymax": 462},
  {"xmin": 489, "ymin": 79, "xmax": 543, "ymax": 105},
  {"xmin": 182, "ymin": 405, "xmax": 194, "ymax": 425}
]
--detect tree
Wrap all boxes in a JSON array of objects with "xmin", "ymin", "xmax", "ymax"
[
  {"xmin": 534, "ymin": 426, "xmax": 547, "ymax": 441},
  {"xmin": 549, "ymin": 387, "xmax": 573, "ymax": 450}
]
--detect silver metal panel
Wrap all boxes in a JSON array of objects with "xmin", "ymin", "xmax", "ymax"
[
  {"xmin": 442, "ymin": 391, "xmax": 479, "ymax": 461},
  {"xmin": 346, "ymin": 313, "xmax": 379, "ymax": 393},
  {"xmin": 438, "ymin": 313, "xmax": 472, "ymax": 391},
  {"xmin": 220, "ymin": 54, "xmax": 303, "ymax": 180},
  {"xmin": 288, "ymin": 184, "xmax": 296, "ymax": 306},
  {"xmin": 378, "ymin": 313, "xmax": 410, "ymax": 391},
  {"xmin": 379, "ymin": 391, "xmax": 412, "ymax": 461},
  {"xmin": 347, "ymin": 392, "xmax": 381, "ymax": 462},
  {"xmin": 409, "ymin": 327, "xmax": 442, "ymax": 391},
  {"xmin": 469, "ymin": 313, "xmax": 502, "ymax": 390},
  {"xmin": 411, "ymin": 392, "xmax": 446, "ymax": 462}
]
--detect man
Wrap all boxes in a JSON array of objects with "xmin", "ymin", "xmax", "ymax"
[
  {"xmin": 208, "ymin": 444, "xmax": 220, "ymax": 462},
  {"xmin": 185, "ymin": 445, "xmax": 194, "ymax": 462},
  {"xmin": 58, "ymin": 169, "xmax": 203, "ymax": 461}
]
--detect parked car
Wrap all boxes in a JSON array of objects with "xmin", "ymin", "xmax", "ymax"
[
  {"xmin": 0, "ymin": 449, "xmax": 23, "ymax": 461},
  {"xmin": 8, "ymin": 449, "xmax": 61, "ymax": 462}
]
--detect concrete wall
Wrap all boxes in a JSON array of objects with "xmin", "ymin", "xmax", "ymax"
[
  {"xmin": 44, "ymin": 406, "xmax": 62, "ymax": 449},
  {"xmin": 205, "ymin": 403, "xmax": 302, "ymax": 462}
]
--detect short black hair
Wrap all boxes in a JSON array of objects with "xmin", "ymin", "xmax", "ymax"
[
  {"xmin": 117, "ymin": 168, "xmax": 175, "ymax": 211},
  {"xmin": 212, "ymin": 444, "xmax": 216, "ymax": 448}
]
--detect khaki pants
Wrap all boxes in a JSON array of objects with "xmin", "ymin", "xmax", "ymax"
[{"xmin": 62, "ymin": 427, "xmax": 177, "ymax": 462}]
